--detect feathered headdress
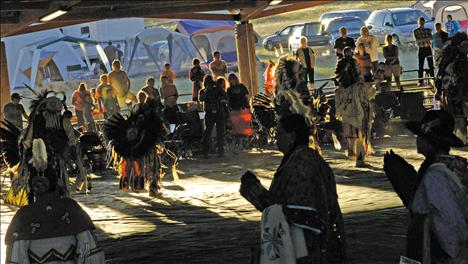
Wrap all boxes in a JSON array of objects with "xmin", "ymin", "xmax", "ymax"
[{"xmin": 274, "ymin": 55, "xmax": 313, "ymax": 125}]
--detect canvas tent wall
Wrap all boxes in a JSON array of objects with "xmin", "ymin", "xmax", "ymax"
[
  {"xmin": 176, "ymin": 20, "xmax": 239, "ymax": 64},
  {"xmin": 4, "ymin": 33, "xmax": 107, "ymax": 90},
  {"xmin": 414, "ymin": 0, "xmax": 468, "ymax": 27},
  {"xmin": 125, "ymin": 28, "xmax": 199, "ymax": 77},
  {"xmin": 3, "ymin": 30, "xmax": 85, "ymax": 90}
]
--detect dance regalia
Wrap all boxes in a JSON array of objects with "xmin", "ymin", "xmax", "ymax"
[
  {"xmin": 385, "ymin": 152, "xmax": 468, "ymax": 263},
  {"xmin": 5, "ymin": 191, "xmax": 105, "ymax": 264},
  {"xmin": 435, "ymin": 33, "xmax": 468, "ymax": 143},
  {"xmin": 241, "ymin": 55, "xmax": 346, "ymax": 262},
  {"xmin": 104, "ymin": 101, "xmax": 164, "ymax": 196},
  {"xmin": 0, "ymin": 90, "xmax": 88, "ymax": 206},
  {"xmin": 334, "ymin": 56, "xmax": 375, "ymax": 158}
]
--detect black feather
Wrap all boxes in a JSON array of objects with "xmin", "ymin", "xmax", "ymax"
[
  {"xmin": 103, "ymin": 105, "xmax": 164, "ymax": 159},
  {"xmin": 0, "ymin": 120, "xmax": 22, "ymax": 167}
]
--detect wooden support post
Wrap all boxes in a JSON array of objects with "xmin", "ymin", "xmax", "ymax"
[
  {"xmin": 0, "ymin": 41, "xmax": 11, "ymax": 121},
  {"xmin": 235, "ymin": 21, "xmax": 259, "ymax": 96}
]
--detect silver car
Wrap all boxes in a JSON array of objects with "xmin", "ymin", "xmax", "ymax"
[{"xmin": 366, "ymin": 7, "xmax": 434, "ymax": 44}]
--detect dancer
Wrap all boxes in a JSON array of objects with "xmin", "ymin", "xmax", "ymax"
[
  {"xmin": 435, "ymin": 32, "xmax": 467, "ymax": 143},
  {"xmin": 384, "ymin": 110, "xmax": 467, "ymax": 263},
  {"xmin": 103, "ymin": 97, "xmax": 165, "ymax": 197},
  {"xmin": 5, "ymin": 175, "xmax": 105, "ymax": 263},
  {"xmin": 1, "ymin": 89, "xmax": 89, "ymax": 204},
  {"xmin": 240, "ymin": 114, "xmax": 345, "ymax": 263},
  {"xmin": 335, "ymin": 47, "xmax": 375, "ymax": 167}
]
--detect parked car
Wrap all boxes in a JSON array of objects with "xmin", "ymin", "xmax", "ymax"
[
  {"xmin": 319, "ymin": 9, "xmax": 371, "ymax": 24},
  {"xmin": 321, "ymin": 16, "xmax": 365, "ymax": 46},
  {"xmin": 263, "ymin": 23, "xmax": 303, "ymax": 51},
  {"xmin": 288, "ymin": 22, "xmax": 332, "ymax": 56},
  {"xmin": 366, "ymin": 7, "xmax": 434, "ymax": 44}
]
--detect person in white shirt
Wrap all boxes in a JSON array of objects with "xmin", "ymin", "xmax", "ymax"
[{"xmin": 356, "ymin": 26, "xmax": 380, "ymax": 73}]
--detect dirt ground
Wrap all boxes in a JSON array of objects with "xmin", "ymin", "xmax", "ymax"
[{"xmin": 1, "ymin": 132, "xmax": 466, "ymax": 264}]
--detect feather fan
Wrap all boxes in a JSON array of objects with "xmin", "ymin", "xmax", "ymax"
[
  {"xmin": 103, "ymin": 106, "xmax": 164, "ymax": 159},
  {"xmin": 0, "ymin": 120, "xmax": 22, "ymax": 167}
]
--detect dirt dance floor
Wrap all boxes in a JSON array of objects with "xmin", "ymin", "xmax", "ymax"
[{"xmin": 1, "ymin": 131, "xmax": 467, "ymax": 264}]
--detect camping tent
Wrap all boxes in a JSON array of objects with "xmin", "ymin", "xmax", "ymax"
[
  {"xmin": 413, "ymin": 0, "xmax": 468, "ymax": 27},
  {"xmin": 125, "ymin": 28, "xmax": 200, "ymax": 77},
  {"xmin": 176, "ymin": 20, "xmax": 238, "ymax": 64},
  {"xmin": 8, "ymin": 35, "xmax": 107, "ymax": 90}
]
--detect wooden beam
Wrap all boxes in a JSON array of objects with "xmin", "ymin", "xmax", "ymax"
[
  {"xmin": 1, "ymin": 1, "xmax": 81, "ymax": 38},
  {"xmin": 3, "ymin": 19, "xmax": 98, "ymax": 37},
  {"xmin": 251, "ymin": 0, "xmax": 334, "ymax": 20},
  {"xmin": 0, "ymin": 41, "xmax": 11, "ymax": 122},
  {"xmin": 239, "ymin": 1, "xmax": 270, "ymax": 21},
  {"xmin": 74, "ymin": 0, "xmax": 214, "ymax": 9},
  {"xmin": 53, "ymin": 1, "xmax": 257, "ymax": 22},
  {"xmin": 2, "ymin": 10, "xmax": 237, "ymax": 38},
  {"xmin": 0, "ymin": 1, "xmax": 50, "ymax": 11},
  {"xmin": 150, "ymin": 13, "xmax": 236, "ymax": 21}
]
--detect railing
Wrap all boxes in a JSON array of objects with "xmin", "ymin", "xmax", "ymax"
[{"xmin": 315, "ymin": 68, "xmax": 435, "ymax": 95}]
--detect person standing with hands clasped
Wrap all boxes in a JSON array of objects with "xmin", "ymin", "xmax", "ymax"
[
  {"xmin": 296, "ymin": 36, "xmax": 316, "ymax": 92},
  {"xmin": 413, "ymin": 17, "xmax": 435, "ymax": 86},
  {"xmin": 190, "ymin": 58, "xmax": 205, "ymax": 101},
  {"xmin": 383, "ymin": 34, "xmax": 402, "ymax": 91}
]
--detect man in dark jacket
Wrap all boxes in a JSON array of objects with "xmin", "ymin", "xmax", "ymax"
[{"xmin": 199, "ymin": 75, "xmax": 228, "ymax": 158}]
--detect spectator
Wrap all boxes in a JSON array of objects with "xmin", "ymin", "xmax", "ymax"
[
  {"xmin": 140, "ymin": 77, "xmax": 162, "ymax": 114},
  {"xmin": 160, "ymin": 75, "xmax": 179, "ymax": 124},
  {"xmin": 108, "ymin": 60, "xmax": 134, "ymax": 106},
  {"xmin": 160, "ymin": 63, "xmax": 176, "ymax": 84},
  {"xmin": 354, "ymin": 43, "xmax": 373, "ymax": 82},
  {"xmin": 103, "ymin": 88, "xmax": 120, "ymax": 118},
  {"xmin": 227, "ymin": 73, "xmax": 250, "ymax": 111},
  {"xmin": 95, "ymin": 74, "xmax": 112, "ymax": 113},
  {"xmin": 432, "ymin": 23, "xmax": 449, "ymax": 69},
  {"xmin": 334, "ymin": 26, "xmax": 356, "ymax": 59},
  {"xmin": 132, "ymin": 91, "xmax": 148, "ymax": 113},
  {"xmin": 445, "ymin": 14, "xmax": 461, "ymax": 37},
  {"xmin": 104, "ymin": 41, "xmax": 118, "ymax": 64},
  {"xmin": 227, "ymin": 73, "xmax": 251, "ymax": 153},
  {"xmin": 209, "ymin": 51, "xmax": 227, "ymax": 79},
  {"xmin": 383, "ymin": 34, "xmax": 402, "ymax": 91},
  {"xmin": 356, "ymin": 26, "xmax": 380, "ymax": 73},
  {"xmin": 116, "ymin": 44, "xmax": 124, "ymax": 62},
  {"xmin": 3, "ymin": 93, "xmax": 28, "ymax": 130},
  {"xmin": 140, "ymin": 77, "xmax": 161, "ymax": 102},
  {"xmin": 199, "ymin": 75, "xmax": 228, "ymax": 158},
  {"xmin": 296, "ymin": 36, "xmax": 316, "ymax": 91},
  {"xmin": 72, "ymin": 83, "xmax": 96, "ymax": 132},
  {"xmin": 189, "ymin": 58, "xmax": 205, "ymax": 101},
  {"xmin": 413, "ymin": 17, "xmax": 435, "ymax": 86}
]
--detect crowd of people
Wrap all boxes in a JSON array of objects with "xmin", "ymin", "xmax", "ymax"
[{"xmin": 1, "ymin": 14, "xmax": 466, "ymax": 264}]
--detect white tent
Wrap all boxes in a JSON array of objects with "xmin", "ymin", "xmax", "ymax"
[
  {"xmin": 413, "ymin": 0, "xmax": 468, "ymax": 24},
  {"xmin": 5, "ymin": 32, "xmax": 109, "ymax": 90},
  {"xmin": 125, "ymin": 28, "xmax": 200, "ymax": 77}
]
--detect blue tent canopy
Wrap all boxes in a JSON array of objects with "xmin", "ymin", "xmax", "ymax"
[{"xmin": 176, "ymin": 20, "xmax": 235, "ymax": 35}]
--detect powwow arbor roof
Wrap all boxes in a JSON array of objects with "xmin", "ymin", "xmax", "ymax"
[{"xmin": 0, "ymin": 0, "xmax": 334, "ymax": 38}]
